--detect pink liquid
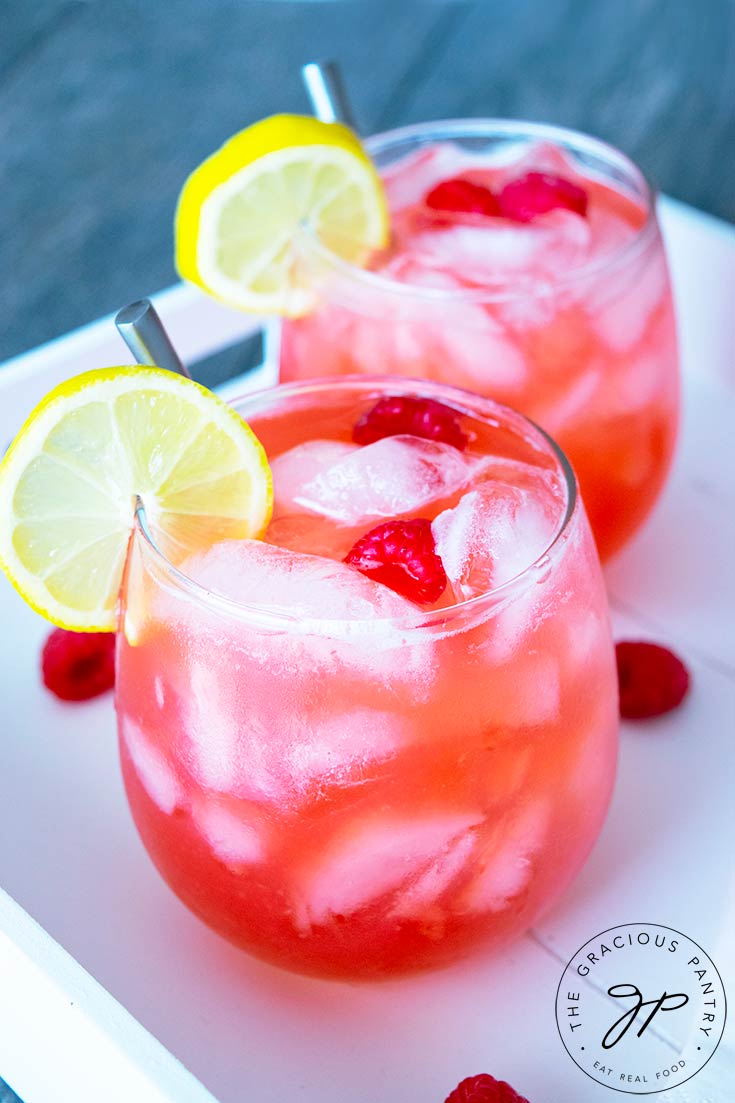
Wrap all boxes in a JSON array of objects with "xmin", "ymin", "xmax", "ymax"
[
  {"xmin": 116, "ymin": 379, "xmax": 618, "ymax": 979},
  {"xmin": 280, "ymin": 137, "xmax": 679, "ymax": 560}
]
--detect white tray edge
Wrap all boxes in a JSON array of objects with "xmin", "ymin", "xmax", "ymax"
[{"xmin": 0, "ymin": 886, "xmax": 216, "ymax": 1103}]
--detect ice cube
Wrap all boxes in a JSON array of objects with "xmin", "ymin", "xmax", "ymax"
[
  {"xmin": 499, "ymin": 651, "xmax": 562, "ymax": 726},
  {"xmin": 587, "ymin": 205, "xmax": 637, "ymax": 261},
  {"xmin": 191, "ymin": 798, "xmax": 264, "ymax": 865},
  {"xmin": 442, "ymin": 315, "xmax": 529, "ymax": 395},
  {"xmin": 537, "ymin": 367, "xmax": 603, "ymax": 435},
  {"xmin": 593, "ymin": 250, "xmax": 669, "ymax": 353},
  {"xmin": 180, "ymin": 660, "xmax": 283, "ymax": 801},
  {"xmin": 286, "ymin": 435, "xmax": 474, "ymax": 525},
  {"xmin": 446, "ymin": 642, "xmax": 561, "ymax": 741},
  {"xmin": 383, "ymin": 252, "xmax": 465, "ymax": 290},
  {"xmin": 169, "ymin": 543, "xmax": 437, "ymax": 806},
  {"xmin": 287, "ymin": 708, "xmax": 403, "ymax": 791},
  {"xmin": 378, "ymin": 254, "xmax": 528, "ymax": 394},
  {"xmin": 433, "ymin": 490, "xmax": 487, "ymax": 596},
  {"xmin": 271, "ymin": 440, "xmax": 359, "ymax": 518},
  {"xmin": 390, "ymin": 830, "xmax": 478, "ymax": 920},
  {"xmin": 562, "ymin": 609, "xmax": 611, "ymax": 671},
  {"xmin": 181, "ymin": 652, "xmax": 393, "ymax": 802},
  {"xmin": 381, "ymin": 144, "xmax": 472, "ymax": 210},
  {"xmin": 121, "ymin": 716, "xmax": 183, "ymax": 814},
  {"xmin": 500, "ymin": 141, "xmax": 582, "ymax": 183},
  {"xmin": 406, "ymin": 209, "xmax": 590, "ymax": 283},
  {"xmin": 486, "ymin": 586, "xmax": 558, "ymax": 665},
  {"xmin": 184, "ymin": 539, "xmax": 418, "ymax": 621},
  {"xmin": 409, "ymin": 224, "xmax": 540, "ymax": 275},
  {"xmin": 490, "ymin": 291, "xmax": 558, "ymax": 335},
  {"xmin": 187, "ymin": 701, "xmax": 406, "ymax": 810},
  {"xmin": 459, "ymin": 802, "xmax": 549, "ymax": 914},
  {"xmin": 606, "ymin": 352, "xmax": 670, "ymax": 416},
  {"xmin": 295, "ymin": 812, "xmax": 481, "ymax": 930},
  {"xmin": 332, "ymin": 305, "xmax": 429, "ymax": 381},
  {"xmin": 433, "ymin": 481, "xmax": 557, "ymax": 597}
]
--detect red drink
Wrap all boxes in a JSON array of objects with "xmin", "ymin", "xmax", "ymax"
[
  {"xmin": 116, "ymin": 377, "xmax": 618, "ymax": 979},
  {"xmin": 280, "ymin": 121, "xmax": 680, "ymax": 560}
]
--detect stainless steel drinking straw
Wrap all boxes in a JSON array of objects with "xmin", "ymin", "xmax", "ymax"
[
  {"xmin": 301, "ymin": 60, "xmax": 359, "ymax": 131},
  {"xmin": 115, "ymin": 298, "xmax": 192, "ymax": 379}
]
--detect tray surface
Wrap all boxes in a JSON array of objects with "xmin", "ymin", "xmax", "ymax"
[{"xmin": 1, "ymin": 198, "xmax": 734, "ymax": 1103}]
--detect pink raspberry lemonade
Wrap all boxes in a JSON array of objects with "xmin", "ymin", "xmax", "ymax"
[
  {"xmin": 279, "ymin": 120, "xmax": 680, "ymax": 561},
  {"xmin": 116, "ymin": 377, "xmax": 618, "ymax": 979}
]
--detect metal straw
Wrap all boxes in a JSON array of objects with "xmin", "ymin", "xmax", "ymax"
[
  {"xmin": 301, "ymin": 60, "xmax": 359, "ymax": 131},
  {"xmin": 115, "ymin": 298, "xmax": 192, "ymax": 379}
]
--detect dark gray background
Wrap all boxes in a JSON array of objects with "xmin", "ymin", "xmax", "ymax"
[
  {"xmin": 0, "ymin": 1, "xmax": 733, "ymax": 1098},
  {"xmin": 1, "ymin": 0, "xmax": 733, "ymax": 370}
]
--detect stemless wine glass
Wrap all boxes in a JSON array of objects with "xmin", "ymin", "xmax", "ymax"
[
  {"xmin": 116, "ymin": 376, "xmax": 618, "ymax": 980},
  {"xmin": 279, "ymin": 120, "xmax": 680, "ymax": 561}
]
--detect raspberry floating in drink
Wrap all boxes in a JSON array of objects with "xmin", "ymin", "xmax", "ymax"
[
  {"xmin": 497, "ymin": 171, "xmax": 588, "ymax": 222},
  {"xmin": 353, "ymin": 395, "xmax": 469, "ymax": 450},
  {"xmin": 425, "ymin": 177, "xmax": 500, "ymax": 218},
  {"xmin": 344, "ymin": 518, "xmax": 448, "ymax": 604}
]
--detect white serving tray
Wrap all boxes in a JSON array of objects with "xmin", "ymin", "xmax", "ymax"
[{"xmin": 1, "ymin": 198, "xmax": 734, "ymax": 1103}]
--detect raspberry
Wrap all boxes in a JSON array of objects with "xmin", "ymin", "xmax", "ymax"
[
  {"xmin": 425, "ymin": 177, "xmax": 500, "ymax": 217},
  {"xmin": 353, "ymin": 396, "xmax": 468, "ymax": 451},
  {"xmin": 41, "ymin": 628, "xmax": 116, "ymax": 702},
  {"xmin": 344, "ymin": 519, "xmax": 447, "ymax": 604},
  {"xmin": 497, "ymin": 171, "xmax": 588, "ymax": 223},
  {"xmin": 444, "ymin": 1073, "xmax": 531, "ymax": 1103},
  {"xmin": 616, "ymin": 641, "xmax": 691, "ymax": 719}
]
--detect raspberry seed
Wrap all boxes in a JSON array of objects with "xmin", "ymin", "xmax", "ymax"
[{"xmin": 344, "ymin": 519, "xmax": 447, "ymax": 604}]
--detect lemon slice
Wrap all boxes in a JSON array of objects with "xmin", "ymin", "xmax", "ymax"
[
  {"xmin": 0, "ymin": 367, "xmax": 272, "ymax": 631},
  {"xmin": 175, "ymin": 114, "xmax": 389, "ymax": 316}
]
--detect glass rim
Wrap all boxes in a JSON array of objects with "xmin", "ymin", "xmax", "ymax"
[
  {"xmin": 297, "ymin": 117, "xmax": 659, "ymax": 305},
  {"xmin": 133, "ymin": 376, "xmax": 579, "ymax": 635}
]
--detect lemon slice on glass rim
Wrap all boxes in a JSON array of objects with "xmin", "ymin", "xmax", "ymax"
[
  {"xmin": 175, "ymin": 114, "xmax": 389, "ymax": 317},
  {"xmin": 0, "ymin": 366, "xmax": 273, "ymax": 632}
]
